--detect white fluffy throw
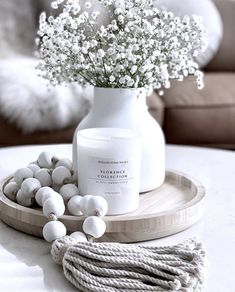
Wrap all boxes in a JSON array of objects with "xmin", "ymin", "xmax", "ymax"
[{"xmin": 0, "ymin": 57, "xmax": 93, "ymax": 133}]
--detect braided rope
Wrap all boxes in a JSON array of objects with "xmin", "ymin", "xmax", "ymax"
[{"xmin": 51, "ymin": 237, "xmax": 207, "ymax": 291}]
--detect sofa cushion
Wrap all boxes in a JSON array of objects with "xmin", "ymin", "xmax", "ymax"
[
  {"xmin": 161, "ymin": 73, "xmax": 235, "ymax": 148},
  {"xmin": 206, "ymin": 0, "xmax": 235, "ymax": 71},
  {"xmin": 0, "ymin": 115, "xmax": 76, "ymax": 147}
]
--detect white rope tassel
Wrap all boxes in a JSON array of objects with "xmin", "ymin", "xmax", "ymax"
[{"xmin": 51, "ymin": 237, "xmax": 207, "ymax": 292}]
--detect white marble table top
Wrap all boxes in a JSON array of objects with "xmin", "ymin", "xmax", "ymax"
[{"xmin": 0, "ymin": 144, "xmax": 234, "ymax": 292}]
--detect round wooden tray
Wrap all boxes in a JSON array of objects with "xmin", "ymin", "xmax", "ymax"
[{"xmin": 0, "ymin": 170, "xmax": 206, "ymax": 243}]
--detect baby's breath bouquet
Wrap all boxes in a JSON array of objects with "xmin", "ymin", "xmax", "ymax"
[{"xmin": 37, "ymin": 0, "xmax": 206, "ymax": 92}]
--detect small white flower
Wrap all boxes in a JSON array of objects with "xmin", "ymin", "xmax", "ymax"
[
  {"xmin": 98, "ymin": 49, "xmax": 105, "ymax": 58},
  {"xmin": 119, "ymin": 77, "xmax": 126, "ymax": 84},
  {"xmin": 72, "ymin": 45, "xmax": 79, "ymax": 54},
  {"xmin": 78, "ymin": 55, "xmax": 85, "ymax": 63},
  {"xmin": 35, "ymin": 38, "xmax": 40, "ymax": 46},
  {"xmin": 132, "ymin": 44, "xmax": 139, "ymax": 51},
  {"xmin": 118, "ymin": 15, "xmax": 124, "ymax": 23},
  {"xmin": 100, "ymin": 26, "xmax": 108, "ymax": 36},
  {"xmin": 45, "ymin": 40, "xmax": 53, "ymax": 48},
  {"xmin": 81, "ymin": 47, "xmax": 88, "ymax": 54},
  {"xmin": 158, "ymin": 90, "xmax": 164, "ymax": 96},
  {"xmin": 115, "ymin": 64, "xmax": 124, "ymax": 72},
  {"xmin": 40, "ymin": 12, "xmax": 47, "ymax": 22},
  {"xmin": 83, "ymin": 41, "xmax": 90, "ymax": 49},
  {"xmin": 188, "ymin": 67, "xmax": 195, "ymax": 74},
  {"xmin": 59, "ymin": 54, "xmax": 67, "ymax": 61},
  {"xmin": 109, "ymin": 75, "xmax": 115, "ymax": 82},
  {"xmin": 90, "ymin": 40, "xmax": 98, "ymax": 47},
  {"xmin": 51, "ymin": 1, "xmax": 58, "ymax": 9},
  {"xmin": 85, "ymin": 2, "xmax": 92, "ymax": 9},
  {"xmin": 126, "ymin": 11, "xmax": 133, "ymax": 19},
  {"xmin": 195, "ymin": 70, "xmax": 203, "ymax": 78},
  {"xmin": 127, "ymin": 79, "xmax": 134, "ymax": 87},
  {"xmin": 130, "ymin": 65, "xmax": 137, "ymax": 74},
  {"xmin": 107, "ymin": 48, "xmax": 115, "ymax": 55},
  {"xmin": 164, "ymin": 80, "xmax": 171, "ymax": 88}
]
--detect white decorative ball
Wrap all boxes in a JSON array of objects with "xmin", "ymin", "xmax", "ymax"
[
  {"xmin": 67, "ymin": 195, "xmax": 83, "ymax": 216},
  {"xmin": 3, "ymin": 181, "xmax": 19, "ymax": 201},
  {"xmin": 42, "ymin": 191, "xmax": 63, "ymax": 206},
  {"xmin": 37, "ymin": 151, "xmax": 56, "ymax": 168},
  {"xmin": 27, "ymin": 164, "xmax": 40, "ymax": 175},
  {"xmin": 55, "ymin": 158, "xmax": 72, "ymax": 171},
  {"xmin": 43, "ymin": 221, "xmax": 66, "ymax": 242},
  {"xmin": 21, "ymin": 178, "xmax": 41, "ymax": 199},
  {"xmin": 35, "ymin": 187, "xmax": 55, "ymax": 206},
  {"xmin": 83, "ymin": 196, "xmax": 108, "ymax": 217},
  {"xmin": 59, "ymin": 184, "xmax": 79, "ymax": 202},
  {"xmin": 16, "ymin": 190, "xmax": 34, "ymax": 207},
  {"xmin": 70, "ymin": 231, "xmax": 87, "ymax": 242},
  {"xmin": 52, "ymin": 166, "xmax": 71, "ymax": 185},
  {"xmin": 43, "ymin": 197, "xmax": 65, "ymax": 218},
  {"xmin": 35, "ymin": 168, "xmax": 52, "ymax": 187},
  {"xmin": 14, "ymin": 167, "xmax": 33, "ymax": 186},
  {"xmin": 82, "ymin": 216, "xmax": 106, "ymax": 239},
  {"xmin": 79, "ymin": 195, "xmax": 93, "ymax": 214}
]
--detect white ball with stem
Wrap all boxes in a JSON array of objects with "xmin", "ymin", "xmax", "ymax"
[
  {"xmin": 4, "ymin": 181, "xmax": 19, "ymax": 201},
  {"xmin": 43, "ymin": 221, "xmax": 67, "ymax": 242},
  {"xmin": 27, "ymin": 164, "xmax": 40, "ymax": 175},
  {"xmin": 83, "ymin": 216, "xmax": 106, "ymax": 239},
  {"xmin": 52, "ymin": 166, "xmax": 72, "ymax": 185},
  {"xmin": 59, "ymin": 184, "xmax": 79, "ymax": 202},
  {"xmin": 21, "ymin": 178, "xmax": 41, "ymax": 199},
  {"xmin": 70, "ymin": 231, "xmax": 87, "ymax": 242},
  {"xmin": 83, "ymin": 196, "xmax": 108, "ymax": 217},
  {"xmin": 43, "ymin": 197, "xmax": 65, "ymax": 218},
  {"xmin": 67, "ymin": 195, "xmax": 83, "ymax": 216},
  {"xmin": 35, "ymin": 168, "xmax": 52, "ymax": 187},
  {"xmin": 35, "ymin": 186, "xmax": 55, "ymax": 206},
  {"xmin": 55, "ymin": 158, "xmax": 72, "ymax": 171},
  {"xmin": 37, "ymin": 151, "xmax": 57, "ymax": 168},
  {"xmin": 14, "ymin": 167, "xmax": 33, "ymax": 186},
  {"xmin": 16, "ymin": 190, "xmax": 34, "ymax": 207}
]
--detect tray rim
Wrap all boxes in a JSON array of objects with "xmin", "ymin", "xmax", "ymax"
[
  {"xmin": 0, "ymin": 169, "xmax": 206, "ymax": 242},
  {"xmin": 0, "ymin": 169, "xmax": 205, "ymax": 222}
]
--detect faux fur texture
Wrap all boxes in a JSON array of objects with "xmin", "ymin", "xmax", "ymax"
[
  {"xmin": 0, "ymin": 57, "xmax": 93, "ymax": 133},
  {"xmin": 0, "ymin": 0, "xmax": 94, "ymax": 133},
  {"xmin": 0, "ymin": 0, "xmax": 37, "ymax": 57}
]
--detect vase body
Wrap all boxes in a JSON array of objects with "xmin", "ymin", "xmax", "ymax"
[{"xmin": 73, "ymin": 87, "xmax": 165, "ymax": 193}]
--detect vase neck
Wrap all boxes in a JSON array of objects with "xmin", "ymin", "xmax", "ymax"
[{"xmin": 93, "ymin": 88, "xmax": 144, "ymax": 112}]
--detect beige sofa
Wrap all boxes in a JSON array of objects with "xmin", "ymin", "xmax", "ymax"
[{"xmin": 159, "ymin": 0, "xmax": 235, "ymax": 149}]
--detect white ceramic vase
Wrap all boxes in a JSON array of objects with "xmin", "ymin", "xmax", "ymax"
[{"xmin": 73, "ymin": 87, "xmax": 165, "ymax": 193}]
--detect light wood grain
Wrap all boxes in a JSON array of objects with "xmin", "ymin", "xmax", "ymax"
[{"xmin": 0, "ymin": 170, "xmax": 206, "ymax": 243}]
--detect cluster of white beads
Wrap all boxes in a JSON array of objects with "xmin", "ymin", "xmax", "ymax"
[
  {"xmin": 4, "ymin": 151, "xmax": 74, "ymax": 207},
  {"xmin": 42, "ymin": 194, "xmax": 108, "ymax": 242},
  {"xmin": 3, "ymin": 151, "xmax": 108, "ymax": 243}
]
